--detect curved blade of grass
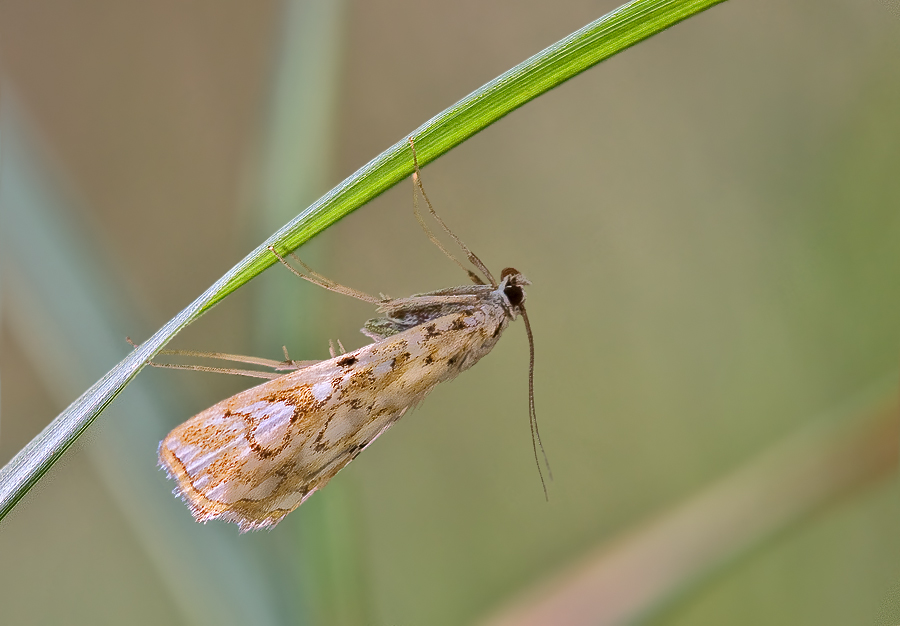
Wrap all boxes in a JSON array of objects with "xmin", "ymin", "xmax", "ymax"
[{"xmin": 0, "ymin": 0, "xmax": 727, "ymax": 522}]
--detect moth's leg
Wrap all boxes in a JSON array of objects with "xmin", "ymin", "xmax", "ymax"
[
  {"xmin": 267, "ymin": 246, "xmax": 385, "ymax": 304},
  {"xmin": 156, "ymin": 348, "xmax": 321, "ymax": 371},
  {"xmin": 279, "ymin": 346, "xmax": 319, "ymax": 371},
  {"xmin": 145, "ymin": 362, "xmax": 284, "ymax": 380},
  {"xmin": 327, "ymin": 339, "xmax": 347, "ymax": 358},
  {"xmin": 277, "ymin": 360, "xmax": 321, "ymax": 371},
  {"xmin": 408, "ymin": 137, "xmax": 496, "ymax": 287},
  {"xmin": 127, "ymin": 338, "xmax": 319, "ymax": 379}
]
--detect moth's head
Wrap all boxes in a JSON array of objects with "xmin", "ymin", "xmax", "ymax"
[{"xmin": 499, "ymin": 267, "xmax": 530, "ymax": 312}]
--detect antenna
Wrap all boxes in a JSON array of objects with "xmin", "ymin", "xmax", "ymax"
[{"xmin": 521, "ymin": 305, "xmax": 551, "ymax": 498}]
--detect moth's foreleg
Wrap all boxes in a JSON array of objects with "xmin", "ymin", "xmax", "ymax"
[
  {"xmin": 127, "ymin": 338, "xmax": 319, "ymax": 379},
  {"xmin": 328, "ymin": 339, "xmax": 348, "ymax": 358},
  {"xmin": 267, "ymin": 245, "xmax": 383, "ymax": 304}
]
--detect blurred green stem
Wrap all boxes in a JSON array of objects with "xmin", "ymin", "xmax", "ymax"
[{"xmin": 245, "ymin": 0, "xmax": 368, "ymax": 624}]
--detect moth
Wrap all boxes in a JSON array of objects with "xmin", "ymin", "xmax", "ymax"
[{"xmin": 153, "ymin": 140, "xmax": 547, "ymax": 531}]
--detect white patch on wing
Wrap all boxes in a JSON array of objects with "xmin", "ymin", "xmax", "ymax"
[
  {"xmin": 373, "ymin": 360, "xmax": 394, "ymax": 378},
  {"xmin": 323, "ymin": 408, "xmax": 370, "ymax": 442},
  {"xmin": 245, "ymin": 475, "xmax": 282, "ymax": 500},
  {"xmin": 238, "ymin": 400, "xmax": 294, "ymax": 449},
  {"xmin": 205, "ymin": 482, "xmax": 233, "ymax": 503},
  {"xmin": 272, "ymin": 491, "xmax": 306, "ymax": 511},
  {"xmin": 172, "ymin": 441, "xmax": 221, "ymax": 477},
  {"xmin": 312, "ymin": 380, "xmax": 332, "ymax": 402}
]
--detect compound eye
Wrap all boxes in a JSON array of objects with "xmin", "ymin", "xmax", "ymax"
[{"xmin": 504, "ymin": 284, "xmax": 525, "ymax": 307}]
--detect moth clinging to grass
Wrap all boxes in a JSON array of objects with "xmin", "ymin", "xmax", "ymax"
[{"xmin": 154, "ymin": 139, "xmax": 548, "ymax": 531}]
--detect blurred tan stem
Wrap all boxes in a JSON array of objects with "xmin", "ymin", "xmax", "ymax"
[{"xmin": 483, "ymin": 385, "xmax": 899, "ymax": 626}]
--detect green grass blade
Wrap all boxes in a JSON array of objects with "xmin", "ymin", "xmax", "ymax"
[{"xmin": 0, "ymin": 0, "xmax": 727, "ymax": 523}]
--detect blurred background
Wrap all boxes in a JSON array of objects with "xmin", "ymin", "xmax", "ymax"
[{"xmin": 1, "ymin": 0, "xmax": 899, "ymax": 624}]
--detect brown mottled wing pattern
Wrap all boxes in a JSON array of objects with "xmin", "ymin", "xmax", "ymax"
[{"xmin": 159, "ymin": 302, "xmax": 511, "ymax": 531}]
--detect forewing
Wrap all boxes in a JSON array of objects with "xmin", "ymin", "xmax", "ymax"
[
  {"xmin": 160, "ymin": 367, "xmax": 382, "ymax": 529},
  {"xmin": 160, "ymin": 302, "xmax": 510, "ymax": 531}
]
